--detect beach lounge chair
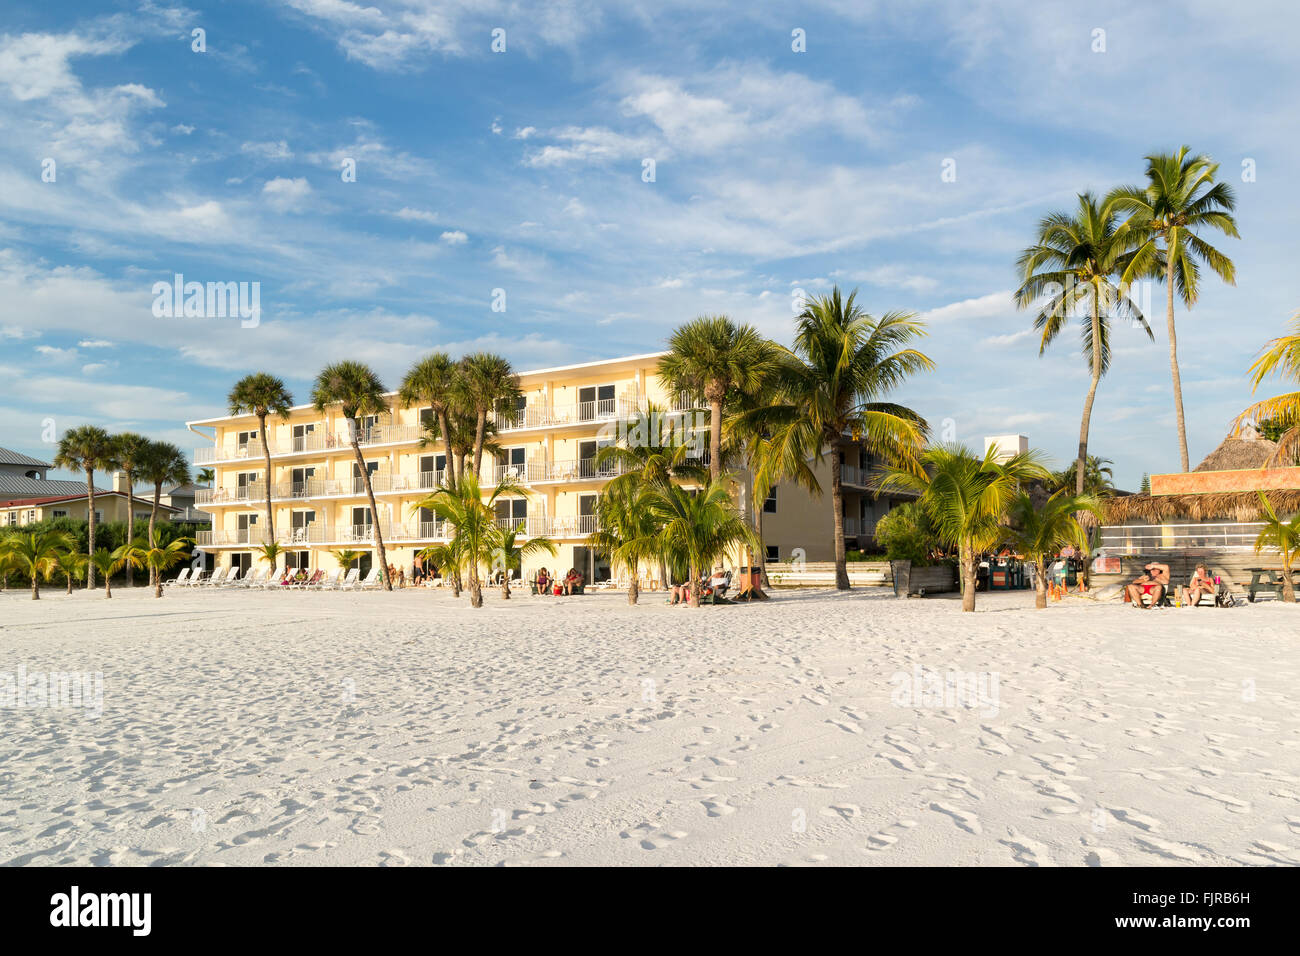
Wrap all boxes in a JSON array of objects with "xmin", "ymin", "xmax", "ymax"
[
  {"xmin": 235, "ymin": 568, "xmax": 264, "ymax": 588},
  {"xmin": 199, "ymin": 567, "xmax": 229, "ymax": 588},
  {"xmin": 181, "ymin": 569, "xmax": 208, "ymax": 587},
  {"xmin": 292, "ymin": 569, "xmax": 324, "ymax": 589},
  {"xmin": 336, "ymin": 568, "xmax": 362, "ymax": 590},
  {"xmin": 220, "ymin": 567, "xmax": 243, "ymax": 587},
  {"xmin": 163, "ymin": 568, "xmax": 191, "ymax": 588},
  {"xmin": 354, "ymin": 568, "xmax": 382, "ymax": 590},
  {"xmin": 316, "ymin": 569, "xmax": 345, "ymax": 590}
]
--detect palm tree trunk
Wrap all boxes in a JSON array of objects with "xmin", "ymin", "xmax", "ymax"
[
  {"xmin": 148, "ymin": 484, "xmax": 161, "ymax": 588},
  {"xmin": 501, "ymin": 572, "xmax": 510, "ymax": 599},
  {"xmin": 352, "ymin": 439, "xmax": 392, "ymax": 591},
  {"xmin": 708, "ymin": 397, "xmax": 723, "ymax": 481},
  {"xmin": 85, "ymin": 470, "xmax": 96, "ymax": 588},
  {"xmin": 31, "ymin": 573, "xmax": 39, "ymax": 600},
  {"xmin": 755, "ymin": 503, "xmax": 770, "ymax": 589},
  {"xmin": 437, "ymin": 409, "xmax": 457, "ymax": 491},
  {"xmin": 1077, "ymin": 292, "xmax": 1103, "ymax": 495},
  {"xmin": 688, "ymin": 558, "xmax": 700, "ymax": 607},
  {"xmin": 961, "ymin": 541, "xmax": 977, "ymax": 612},
  {"xmin": 1283, "ymin": 556, "xmax": 1296, "ymax": 604},
  {"xmin": 104, "ymin": 574, "xmax": 112, "ymax": 599},
  {"xmin": 472, "ymin": 410, "xmax": 487, "ymax": 478},
  {"xmin": 830, "ymin": 448, "xmax": 849, "ymax": 590},
  {"xmin": 1035, "ymin": 558, "xmax": 1048, "ymax": 609},
  {"xmin": 124, "ymin": 472, "xmax": 135, "ymax": 587},
  {"xmin": 628, "ymin": 575, "xmax": 639, "ymax": 606},
  {"xmin": 1165, "ymin": 253, "xmax": 1191, "ymax": 472},
  {"xmin": 469, "ymin": 552, "xmax": 482, "ymax": 608},
  {"xmin": 260, "ymin": 411, "xmax": 276, "ymax": 541},
  {"xmin": 748, "ymin": 478, "xmax": 768, "ymax": 599}
]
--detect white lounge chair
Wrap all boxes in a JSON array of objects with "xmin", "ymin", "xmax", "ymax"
[
  {"xmin": 342, "ymin": 568, "xmax": 375, "ymax": 590},
  {"xmin": 357, "ymin": 567, "xmax": 384, "ymax": 589},
  {"xmin": 199, "ymin": 567, "xmax": 229, "ymax": 588},
  {"xmin": 163, "ymin": 568, "xmax": 191, "ymax": 587},
  {"xmin": 220, "ymin": 567, "xmax": 243, "ymax": 587},
  {"xmin": 319, "ymin": 569, "xmax": 345, "ymax": 590},
  {"xmin": 236, "ymin": 568, "xmax": 266, "ymax": 588},
  {"xmin": 181, "ymin": 569, "xmax": 208, "ymax": 587}
]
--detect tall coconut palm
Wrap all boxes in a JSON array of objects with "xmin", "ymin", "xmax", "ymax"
[
  {"xmin": 414, "ymin": 474, "xmax": 523, "ymax": 607},
  {"xmin": 228, "ymin": 373, "xmax": 294, "ymax": 542},
  {"xmin": 1016, "ymin": 192, "xmax": 1152, "ymax": 494},
  {"xmin": 1235, "ymin": 311, "xmax": 1300, "ymax": 464},
  {"xmin": 742, "ymin": 289, "xmax": 932, "ymax": 590},
  {"xmin": 1006, "ymin": 491, "xmax": 1103, "ymax": 609},
  {"xmin": 112, "ymin": 431, "xmax": 150, "ymax": 586},
  {"xmin": 1255, "ymin": 493, "xmax": 1299, "ymax": 604},
  {"xmin": 878, "ymin": 443, "xmax": 1051, "ymax": 612},
  {"xmin": 53, "ymin": 425, "xmax": 116, "ymax": 588},
  {"xmin": 1113, "ymin": 148, "xmax": 1240, "ymax": 472},
  {"xmin": 197, "ymin": 467, "xmax": 215, "ymax": 486},
  {"xmin": 658, "ymin": 316, "xmax": 773, "ymax": 482},
  {"xmin": 490, "ymin": 523, "xmax": 556, "ymax": 599},
  {"xmin": 458, "ymin": 353, "xmax": 522, "ymax": 478},
  {"xmin": 643, "ymin": 475, "xmax": 757, "ymax": 608},
  {"xmin": 311, "ymin": 361, "xmax": 394, "ymax": 590},
  {"xmin": 590, "ymin": 485, "xmax": 662, "ymax": 605},
  {"xmin": 1, "ymin": 530, "xmax": 74, "ymax": 600},
  {"xmin": 137, "ymin": 441, "xmax": 190, "ymax": 586},
  {"xmin": 399, "ymin": 352, "xmax": 463, "ymax": 491}
]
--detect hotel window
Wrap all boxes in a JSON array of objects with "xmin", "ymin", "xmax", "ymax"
[
  {"xmin": 764, "ymin": 488, "xmax": 777, "ymax": 513},
  {"xmin": 578, "ymin": 384, "xmax": 616, "ymax": 421},
  {"xmin": 291, "ymin": 510, "xmax": 315, "ymax": 542},
  {"xmin": 501, "ymin": 447, "xmax": 526, "ymax": 478},
  {"xmin": 236, "ymin": 429, "xmax": 258, "ymax": 449},
  {"xmin": 53, "ymin": 510, "xmax": 67, "ymax": 518},
  {"xmin": 290, "ymin": 466, "xmax": 316, "ymax": 496},
  {"xmin": 291, "ymin": 422, "xmax": 316, "ymax": 451},
  {"xmin": 494, "ymin": 498, "xmax": 527, "ymax": 525},
  {"xmin": 766, "ymin": 545, "xmax": 779, "ymax": 562},
  {"xmin": 285, "ymin": 551, "xmax": 310, "ymax": 570}
]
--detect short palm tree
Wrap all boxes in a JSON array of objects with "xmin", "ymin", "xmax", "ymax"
[
  {"xmin": 414, "ymin": 474, "xmax": 523, "ymax": 608},
  {"xmin": 112, "ymin": 431, "xmax": 150, "ymax": 582},
  {"xmin": 399, "ymin": 352, "xmax": 462, "ymax": 491},
  {"xmin": 330, "ymin": 549, "xmax": 364, "ymax": 571},
  {"xmin": 1113, "ymin": 148, "xmax": 1240, "ymax": 472},
  {"xmin": 490, "ymin": 523, "xmax": 557, "ymax": 599},
  {"xmin": 256, "ymin": 541, "xmax": 285, "ymax": 574},
  {"xmin": 89, "ymin": 549, "xmax": 123, "ymax": 598},
  {"xmin": 1016, "ymin": 192, "xmax": 1152, "ymax": 494},
  {"xmin": 52, "ymin": 548, "xmax": 88, "ymax": 594},
  {"xmin": 416, "ymin": 541, "xmax": 463, "ymax": 597},
  {"xmin": 1235, "ymin": 311, "xmax": 1300, "ymax": 463},
  {"xmin": 1254, "ymin": 493, "xmax": 1299, "ymax": 603},
  {"xmin": 458, "ymin": 353, "xmax": 522, "ymax": 478},
  {"xmin": 228, "ymin": 373, "xmax": 294, "ymax": 541},
  {"xmin": 643, "ymin": 475, "xmax": 757, "ymax": 608},
  {"xmin": 143, "ymin": 538, "xmax": 192, "ymax": 598},
  {"xmin": 1006, "ymin": 491, "xmax": 1103, "ymax": 609},
  {"xmin": 590, "ymin": 485, "xmax": 662, "ymax": 605},
  {"xmin": 112, "ymin": 538, "xmax": 148, "ymax": 592},
  {"xmin": 658, "ymin": 316, "xmax": 774, "ymax": 482},
  {"xmin": 1, "ymin": 530, "xmax": 74, "ymax": 600},
  {"xmin": 53, "ymin": 424, "xmax": 117, "ymax": 588},
  {"xmin": 742, "ymin": 288, "xmax": 932, "ymax": 590},
  {"xmin": 312, "ymin": 361, "xmax": 393, "ymax": 590},
  {"xmin": 596, "ymin": 402, "xmax": 707, "ymax": 491},
  {"xmin": 137, "ymin": 441, "xmax": 190, "ymax": 585},
  {"xmin": 878, "ymin": 443, "xmax": 1052, "ymax": 612}
]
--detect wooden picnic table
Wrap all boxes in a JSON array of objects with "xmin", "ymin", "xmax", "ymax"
[{"xmin": 1245, "ymin": 567, "xmax": 1300, "ymax": 602}]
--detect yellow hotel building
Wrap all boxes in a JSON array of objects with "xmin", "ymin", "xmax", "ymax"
[{"xmin": 188, "ymin": 351, "xmax": 908, "ymax": 580}]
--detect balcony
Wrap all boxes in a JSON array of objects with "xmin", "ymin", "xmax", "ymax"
[
  {"xmin": 194, "ymin": 424, "xmax": 426, "ymax": 466},
  {"xmin": 494, "ymin": 396, "xmax": 639, "ymax": 432}
]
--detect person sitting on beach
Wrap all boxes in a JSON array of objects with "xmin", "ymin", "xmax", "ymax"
[
  {"xmin": 1126, "ymin": 562, "xmax": 1170, "ymax": 608},
  {"xmin": 669, "ymin": 576, "xmax": 692, "ymax": 605},
  {"xmin": 1182, "ymin": 564, "xmax": 1215, "ymax": 607},
  {"xmin": 563, "ymin": 568, "xmax": 583, "ymax": 595},
  {"xmin": 536, "ymin": 567, "xmax": 550, "ymax": 594}
]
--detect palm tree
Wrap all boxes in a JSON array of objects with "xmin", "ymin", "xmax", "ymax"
[
  {"xmin": 144, "ymin": 538, "xmax": 192, "ymax": 598},
  {"xmin": 228, "ymin": 373, "xmax": 294, "ymax": 542},
  {"xmin": 399, "ymin": 352, "xmax": 462, "ymax": 491},
  {"xmin": 458, "ymin": 353, "xmax": 522, "ymax": 478},
  {"xmin": 53, "ymin": 425, "xmax": 117, "ymax": 587},
  {"xmin": 414, "ymin": 474, "xmax": 522, "ymax": 607},
  {"xmin": 137, "ymin": 441, "xmax": 190, "ymax": 585},
  {"xmin": 0, "ymin": 530, "xmax": 74, "ymax": 600},
  {"xmin": 658, "ymin": 316, "xmax": 773, "ymax": 482},
  {"xmin": 1006, "ymin": 491, "xmax": 1103, "ymax": 609},
  {"xmin": 643, "ymin": 475, "xmax": 757, "ymax": 607},
  {"xmin": 1047, "ymin": 455, "xmax": 1116, "ymax": 497},
  {"xmin": 111, "ymin": 431, "xmax": 150, "ymax": 584},
  {"xmin": 330, "ymin": 549, "xmax": 364, "ymax": 572},
  {"xmin": 878, "ymin": 443, "xmax": 1052, "ymax": 612},
  {"xmin": 89, "ymin": 549, "xmax": 123, "ymax": 598},
  {"xmin": 255, "ymin": 541, "xmax": 285, "ymax": 575},
  {"xmin": 52, "ymin": 548, "xmax": 87, "ymax": 594},
  {"xmin": 742, "ymin": 288, "xmax": 933, "ymax": 589},
  {"xmin": 1016, "ymin": 193, "xmax": 1152, "ymax": 494},
  {"xmin": 197, "ymin": 467, "xmax": 215, "ymax": 486},
  {"xmin": 590, "ymin": 485, "xmax": 662, "ymax": 605},
  {"xmin": 1235, "ymin": 311, "xmax": 1300, "ymax": 463},
  {"xmin": 1113, "ymin": 148, "xmax": 1240, "ymax": 471},
  {"xmin": 416, "ymin": 541, "xmax": 463, "ymax": 596},
  {"xmin": 112, "ymin": 538, "xmax": 148, "ymax": 593},
  {"xmin": 311, "ymin": 361, "xmax": 394, "ymax": 590},
  {"xmin": 1255, "ymin": 493, "xmax": 1299, "ymax": 604},
  {"xmin": 490, "ymin": 523, "xmax": 556, "ymax": 599}
]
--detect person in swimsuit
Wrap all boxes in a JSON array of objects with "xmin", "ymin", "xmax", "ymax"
[
  {"xmin": 1126, "ymin": 562, "xmax": 1170, "ymax": 608},
  {"xmin": 1182, "ymin": 563, "xmax": 1215, "ymax": 607}
]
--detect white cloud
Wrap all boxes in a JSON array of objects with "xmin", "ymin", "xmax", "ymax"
[
  {"xmin": 171, "ymin": 123, "xmax": 195, "ymax": 135},
  {"xmin": 918, "ymin": 291, "xmax": 1015, "ymax": 324},
  {"xmin": 513, "ymin": 126, "xmax": 536, "ymax": 139},
  {"xmin": 439, "ymin": 230, "xmax": 468, "ymax": 244},
  {"xmin": 241, "ymin": 139, "xmax": 293, "ymax": 160},
  {"xmin": 77, "ymin": 339, "xmax": 114, "ymax": 348},
  {"xmin": 523, "ymin": 126, "xmax": 654, "ymax": 167},
  {"xmin": 262, "ymin": 177, "xmax": 313, "ymax": 212},
  {"xmin": 393, "ymin": 207, "xmax": 439, "ymax": 224}
]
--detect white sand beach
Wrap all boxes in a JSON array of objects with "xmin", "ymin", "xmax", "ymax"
[{"xmin": 1, "ymin": 587, "xmax": 1298, "ymax": 867}]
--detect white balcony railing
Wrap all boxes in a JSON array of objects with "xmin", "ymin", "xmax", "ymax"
[{"xmin": 494, "ymin": 396, "xmax": 639, "ymax": 431}]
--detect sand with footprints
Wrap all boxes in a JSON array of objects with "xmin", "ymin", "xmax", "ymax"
[{"xmin": 2, "ymin": 586, "xmax": 1298, "ymax": 866}]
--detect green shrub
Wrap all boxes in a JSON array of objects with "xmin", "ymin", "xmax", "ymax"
[{"xmin": 874, "ymin": 502, "xmax": 941, "ymax": 566}]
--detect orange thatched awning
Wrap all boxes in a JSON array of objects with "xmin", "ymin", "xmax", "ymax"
[{"xmin": 1104, "ymin": 488, "xmax": 1300, "ymax": 523}]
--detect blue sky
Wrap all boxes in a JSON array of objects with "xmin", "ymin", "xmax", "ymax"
[{"xmin": 2, "ymin": 0, "xmax": 1297, "ymax": 489}]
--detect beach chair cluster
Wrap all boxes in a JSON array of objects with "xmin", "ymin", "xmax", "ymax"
[{"xmin": 162, "ymin": 566, "xmax": 385, "ymax": 591}]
